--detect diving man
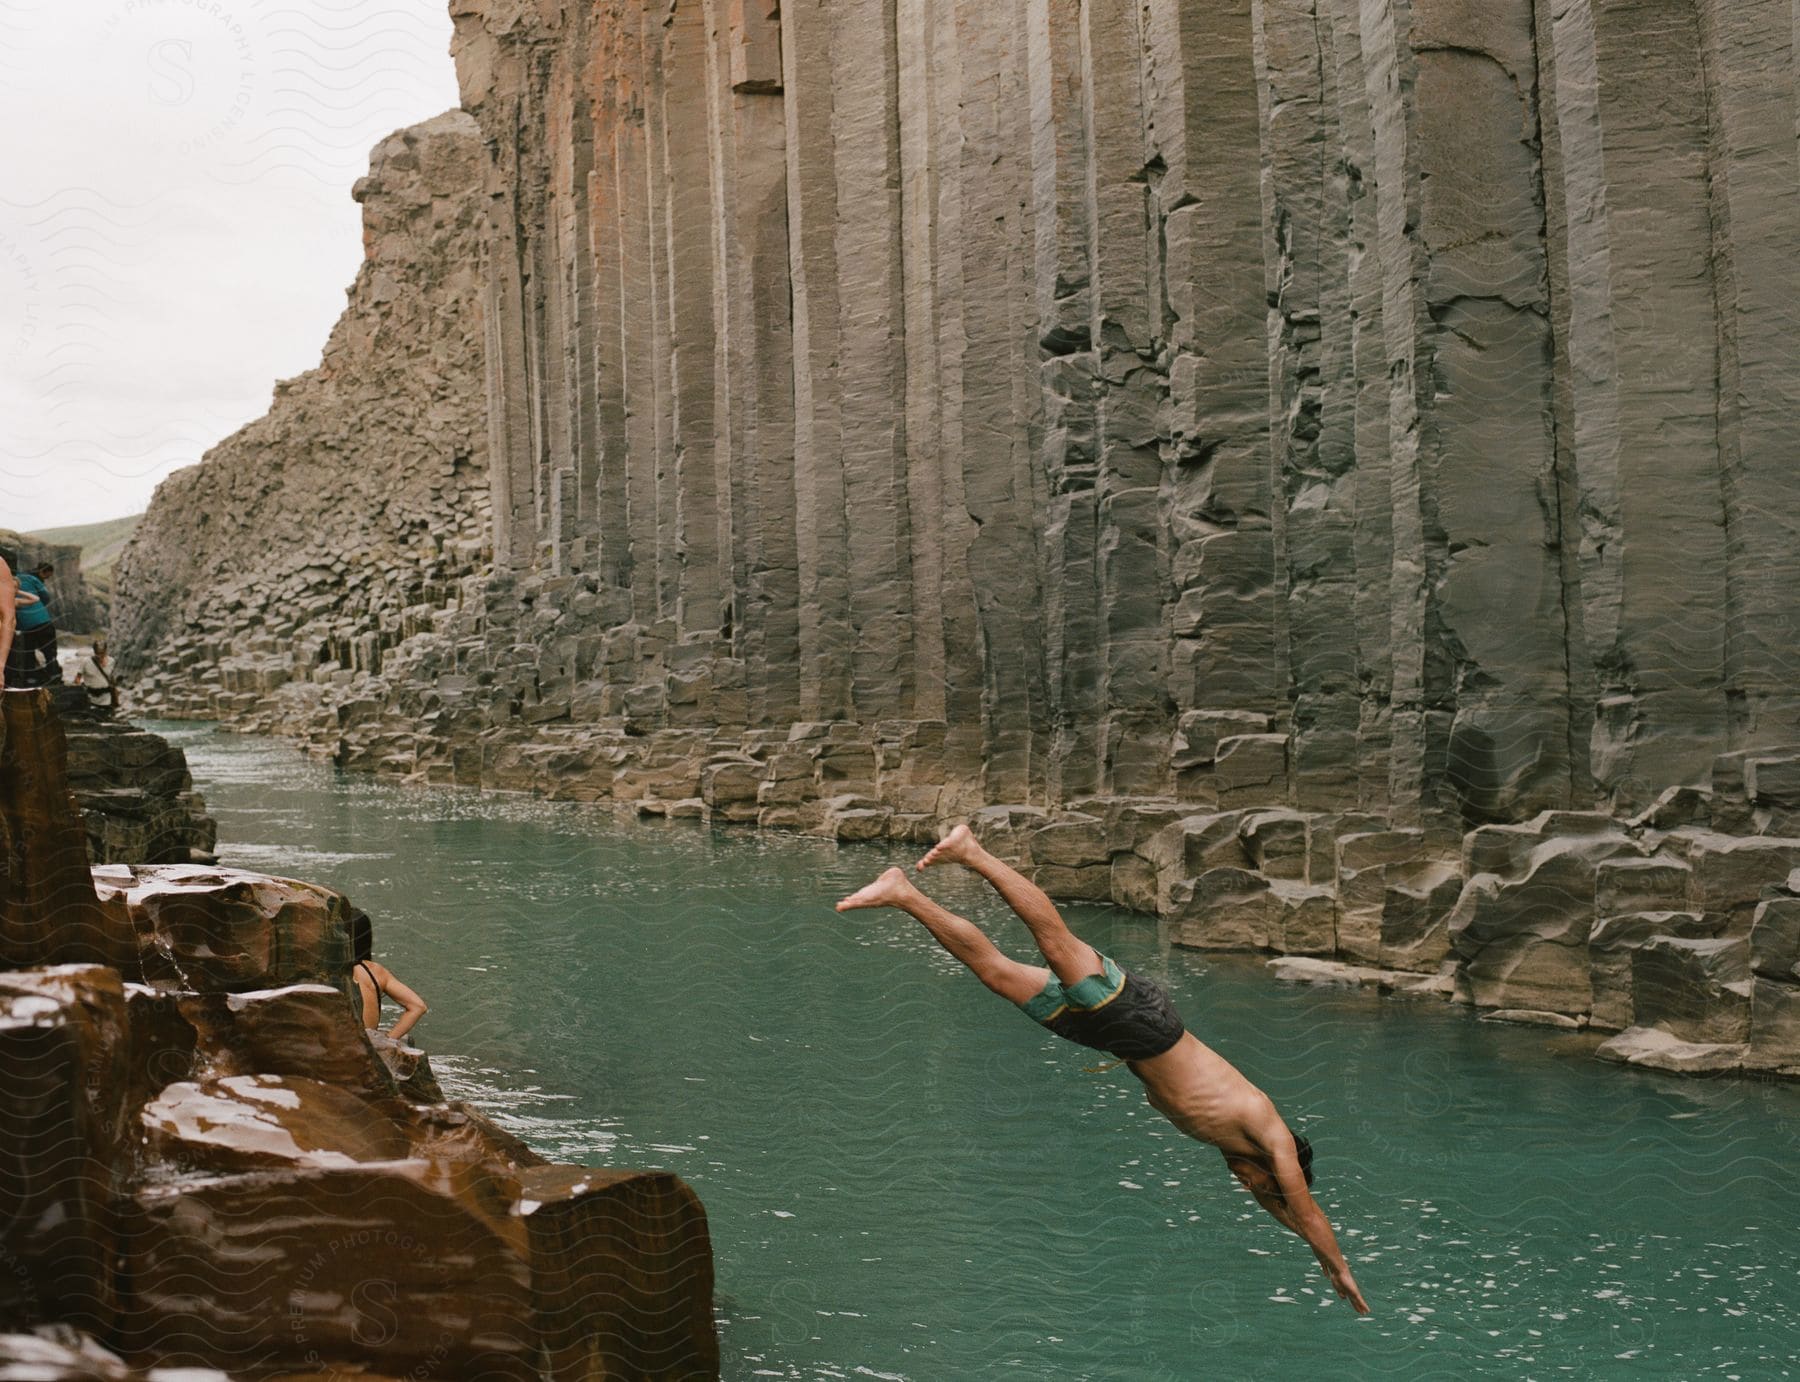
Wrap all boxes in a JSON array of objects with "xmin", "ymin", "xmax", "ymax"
[{"xmin": 837, "ymin": 824, "xmax": 1370, "ymax": 1314}]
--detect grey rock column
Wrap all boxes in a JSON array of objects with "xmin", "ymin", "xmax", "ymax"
[
  {"xmin": 702, "ymin": 0, "xmax": 798, "ymax": 722},
  {"xmin": 1360, "ymin": 0, "xmax": 1573, "ymax": 827},
  {"xmin": 1697, "ymin": 0, "xmax": 1800, "ymax": 749},
  {"xmin": 830, "ymin": 0, "xmax": 914, "ymax": 722},
  {"xmin": 1325, "ymin": 0, "xmax": 1397, "ymax": 811},
  {"xmin": 1560, "ymin": 0, "xmax": 1728, "ymax": 807},
  {"xmin": 660, "ymin": 0, "xmax": 724, "ymax": 635},
  {"xmin": 587, "ymin": 38, "xmax": 633, "ymax": 592},
  {"xmin": 1082, "ymin": 0, "xmax": 1167, "ymax": 797},
  {"xmin": 613, "ymin": 21, "xmax": 664, "ymax": 624},
  {"xmin": 1414, "ymin": 0, "xmax": 1570, "ymax": 825},
  {"xmin": 956, "ymin": 0, "xmax": 1048, "ymax": 800},
  {"xmin": 1030, "ymin": 0, "xmax": 1100, "ymax": 799},
  {"xmin": 1359, "ymin": 0, "xmax": 1435, "ymax": 826},
  {"xmin": 781, "ymin": 0, "xmax": 856, "ymax": 721},
  {"xmin": 896, "ymin": 0, "xmax": 943, "ymax": 725},
  {"xmin": 554, "ymin": 67, "xmax": 603, "ymax": 578},
  {"xmin": 642, "ymin": 1, "xmax": 681, "ymax": 620},
  {"xmin": 1529, "ymin": 0, "xmax": 1598, "ymax": 812},
  {"xmin": 483, "ymin": 165, "xmax": 536, "ymax": 573},
  {"xmin": 1257, "ymin": 0, "xmax": 1361, "ymax": 812},
  {"xmin": 1155, "ymin": 0, "xmax": 1277, "ymax": 733}
]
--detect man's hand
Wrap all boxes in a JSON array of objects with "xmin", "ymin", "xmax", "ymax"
[
  {"xmin": 1258, "ymin": 1130, "xmax": 1371, "ymax": 1316},
  {"xmin": 1322, "ymin": 1258, "xmax": 1370, "ymax": 1314}
]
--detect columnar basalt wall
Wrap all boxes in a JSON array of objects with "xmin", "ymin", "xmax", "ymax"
[
  {"xmin": 115, "ymin": 1, "xmax": 1800, "ymax": 1076},
  {"xmin": 113, "ymin": 111, "xmax": 492, "ymax": 705},
  {"xmin": 424, "ymin": 0, "xmax": 1800, "ymax": 824}
]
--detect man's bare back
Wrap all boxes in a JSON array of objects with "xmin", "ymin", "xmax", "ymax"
[{"xmin": 840, "ymin": 824, "xmax": 1371, "ymax": 1314}]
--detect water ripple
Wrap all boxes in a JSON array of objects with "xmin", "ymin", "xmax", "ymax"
[{"xmin": 161, "ymin": 721, "xmax": 1800, "ymax": 1381}]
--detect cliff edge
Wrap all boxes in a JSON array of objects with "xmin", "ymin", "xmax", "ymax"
[
  {"xmin": 113, "ymin": 110, "xmax": 490, "ymax": 707},
  {"xmin": 0, "ymin": 690, "xmax": 719, "ymax": 1377}
]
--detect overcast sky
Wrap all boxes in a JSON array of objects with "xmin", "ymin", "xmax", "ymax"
[{"xmin": 0, "ymin": 0, "xmax": 464, "ymax": 533}]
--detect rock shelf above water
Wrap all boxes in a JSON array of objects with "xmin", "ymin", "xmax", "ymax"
[
  {"xmin": 0, "ymin": 689, "xmax": 719, "ymax": 1378},
  {"xmin": 55, "ymin": 686, "xmax": 217, "ymax": 869}
]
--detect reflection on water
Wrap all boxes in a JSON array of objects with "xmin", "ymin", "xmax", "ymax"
[{"xmin": 155, "ymin": 721, "xmax": 1800, "ymax": 1381}]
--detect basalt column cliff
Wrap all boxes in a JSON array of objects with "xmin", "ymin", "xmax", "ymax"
[
  {"xmin": 118, "ymin": 2, "xmax": 1800, "ymax": 1076},
  {"xmin": 438, "ymin": 0, "xmax": 1800, "ymax": 821},
  {"xmin": 114, "ymin": 111, "xmax": 492, "ymax": 707}
]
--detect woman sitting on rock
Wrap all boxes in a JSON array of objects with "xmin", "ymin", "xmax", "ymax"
[{"xmin": 349, "ymin": 910, "xmax": 429, "ymax": 1041}]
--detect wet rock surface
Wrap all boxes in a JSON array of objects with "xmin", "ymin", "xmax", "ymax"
[
  {"xmin": 0, "ymin": 690, "xmax": 719, "ymax": 1378},
  {"xmin": 0, "ymin": 1326, "xmax": 231, "ymax": 1380},
  {"xmin": 55, "ymin": 687, "xmax": 217, "ymax": 868},
  {"xmin": 0, "ymin": 691, "xmax": 136, "ymax": 971}
]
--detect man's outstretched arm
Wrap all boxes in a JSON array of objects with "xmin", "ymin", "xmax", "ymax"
[{"xmin": 1256, "ymin": 1147, "xmax": 1370, "ymax": 1314}]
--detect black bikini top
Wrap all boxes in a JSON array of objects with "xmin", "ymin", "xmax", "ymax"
[{"xmin": 357, "ymin": 962, "xmax": 382, "ymax": 1020}]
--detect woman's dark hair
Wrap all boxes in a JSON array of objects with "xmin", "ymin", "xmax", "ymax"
[
  {"xmin": 1294, "ymin": 1133, "xmax": 1315, "ymax": 1187},
  {"xmin": 350, "ymin": 910, "xmax": 373, "ymax": 962}
]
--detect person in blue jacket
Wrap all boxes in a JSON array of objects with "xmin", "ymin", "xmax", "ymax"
[{"xmin": 3, "ymin": 548, "xmax": 61, "ymax": 686}]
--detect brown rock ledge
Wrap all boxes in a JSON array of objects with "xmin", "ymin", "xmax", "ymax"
[{"xmin": 0, "ymin": 688, "xmax": 719, "ymax": 1378}]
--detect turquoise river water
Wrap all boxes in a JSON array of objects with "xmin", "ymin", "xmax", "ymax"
[{"xmin": 154, "ymin": 722, "xmax": 1800, "ymax": 1381}]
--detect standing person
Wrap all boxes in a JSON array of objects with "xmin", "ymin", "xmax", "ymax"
[
  {"xmin": 837, "ymin": 824, "xmax": 1371, "ymax": 1315},
  {"xmin": 349, "ymin": 911, "xmax": 429, "ymax": 1041},
  {"xmin": 0, "ymin": 551, "xmax": 15, "ymax": 690},
  {"xmin": 73, "ymin": 639, "xmax": 119, "ymax": 712},
  {"xmin": 2, "ymin": 548, "xmax": 61, "ymax": 686}
]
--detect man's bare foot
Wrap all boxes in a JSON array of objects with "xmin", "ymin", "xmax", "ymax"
[
  {"xmin": 918, "ymin": 822, "xmax": 982, "ymax": 872},
  {"xmin": 835, "ymin": 866, "xmax": 920, "ymax": 913}
]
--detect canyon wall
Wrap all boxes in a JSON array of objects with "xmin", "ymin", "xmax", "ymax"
[
  {"xmin": 116, "ymin": 0, "xmax": 1800, "ymax": 1076},
  {"xmin": 426, "ymin": 0, "xmax": 1800, "ymax": 827},
  {"xmin": 114, "ymin": 111, "xmax": 491, "ymax": 703}
]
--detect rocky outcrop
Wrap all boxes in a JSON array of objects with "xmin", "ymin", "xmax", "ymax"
[
  {"xmin": 114, "ymin": 3, "xmax": 1800, "ymax": 1078},
  {"xmin": 112, "ymin": 110, "xmax": 491, "ymax": 710},
  {"xmin": 52, "ymin": 688, "xmax": 217, "ymax": 867},
  {"xmin": 0, "ymin": 690, "xmax": 719, "ymax": 1377}
]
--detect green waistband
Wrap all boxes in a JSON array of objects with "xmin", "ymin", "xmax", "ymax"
[{"xmin": 1020, "ymin": 955, "xmax": 1125, "ymax": 1023}]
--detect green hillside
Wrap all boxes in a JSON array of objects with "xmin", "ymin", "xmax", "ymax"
[
  {"xmin": 27, "ymin": 512, "xmax": 142, "ymax": 584},
  {"xmin": 26, "ymin": 512, "xmax": 144, "ymax": 608}
]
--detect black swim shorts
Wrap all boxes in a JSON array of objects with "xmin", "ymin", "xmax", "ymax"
[{"xmin": 1019, "ymin": 955, "xmax": 1187, "ymax": 1062}]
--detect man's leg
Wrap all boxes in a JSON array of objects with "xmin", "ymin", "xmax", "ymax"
[
  {"xmin": 14, "ymin": 626, "xmax": 53, "ymax": 687},
  {"xmin": 3, "ymin": 647, "xmax": 30, "ymax": 688},
  {"xmin": 26, "ymin": 625, "xmax": 57, "ymax": 684},
  {"xmin": 837, "ymin": 867, "xmax": 1049, "ymax": 1005},
  {"xmin": 919, "ymin": 825, "xmax": 1104, "ymax": 988}
]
